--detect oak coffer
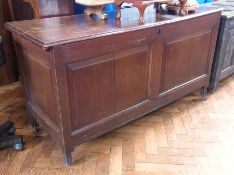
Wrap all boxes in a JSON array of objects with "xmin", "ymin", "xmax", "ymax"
[
  {"xmin": 208, "ymin": 1, "xmax": 234, "ymax": 92},
  {"xmin": 5, "ymin": 6, "xmax": 221, "ymax": 165}
]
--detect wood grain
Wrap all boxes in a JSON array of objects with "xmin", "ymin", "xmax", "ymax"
[
  {"xmin": 4, "ymin": 5, "xmax": 221, "ymax": 164},
  {"xmin": 0, "ymin": 75, "xmax": 234, "ymax": 174},
  {"xmin": 0, "ymin": 0, "xmax": 17, "ymax": 85}
]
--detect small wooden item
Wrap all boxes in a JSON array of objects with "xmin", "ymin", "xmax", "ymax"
[
  {"xmin": 75, "ymin": 0, "xmax": 114, "ymax": 19},
  {"xmin": 167, "ymin": 0, "xmax": 199, "ymax": 16},
  {"xmin": 114, "ymin": 0, "xmax": 170, "ymax": 23},
  {"xmin": 167, "ymin": 4, "xmax": 199, "ymax": 15}
]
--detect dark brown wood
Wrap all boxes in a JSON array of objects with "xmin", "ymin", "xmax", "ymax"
[
  {"xmin": 179, "ymin": 0, "xmax": 188, "ymax": 16},
  {"xmin": 0, "ymin": 0, "xmax": 18, "ymax": 85},
  {"xmin": 5, "ymin": 6, "xmax": 221, "ymax": 165},
  {"xmin": 8, "ymin": 0, "xmax": 74, "ymax": 21},
  {"xmin": 160, "ymin": 31, "xmax": 211, "ymax": 92},
  {"xmin": 114, "ymin": 0, "xmax": 170, "ymax": 23},
  {"xmin": 155, "ymin": 2, "xmax": 161, "ymax": 13},
  {"xmin": 115, "ymin": 47, "xmax": 149, "ymax": 111},
  {"xmin": 67, "ymin": 58, "xmax": 115, "ymax": 130}
]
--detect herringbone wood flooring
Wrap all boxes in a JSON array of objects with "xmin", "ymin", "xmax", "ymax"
[{"xmin": 1, "ymin": 75, "xmax": 234, "ymax": 175}]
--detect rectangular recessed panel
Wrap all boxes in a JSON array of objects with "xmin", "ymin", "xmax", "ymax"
[
  {"xmin": 115, "ymin": 47, "xmax": 150, "ymax": 111},
  {"xmin": 67, "ymin": 59, "xmax": 115, "ymax": 130},
  {"xmin": 222, "ymin": 30, "xmax": 234, "ymax": 69},
  {"xmin": 160, "ymin": 32, "xmax": 212, "ymax": 93},
  {"xmin": 25, "ymin": 54, "xmax": 58, "ymax": 126}
]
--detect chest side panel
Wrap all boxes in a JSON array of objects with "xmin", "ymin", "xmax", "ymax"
[{"xmin": 13, "ymin": 34, "xmax": 61, "ymax": 142}]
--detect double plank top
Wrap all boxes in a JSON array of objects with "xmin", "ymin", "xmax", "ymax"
[{"xmin": 5, "ymin": 5, "xmax": 222, "ymax": 50}]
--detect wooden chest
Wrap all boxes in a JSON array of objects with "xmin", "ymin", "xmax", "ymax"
[
  {"xmin": 208, "ymin": 1, "xmax": 234, "ymax": 92},
  {"xmin": 5, "ymin": 6, "xmax": 221, "ymax": 165}
]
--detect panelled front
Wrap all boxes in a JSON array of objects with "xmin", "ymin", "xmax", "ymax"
[
  {"xmin": 64, "ymin": 14, "xmax": 219, "ymax": 131},
  {"xmin": 6, "ymin": 8, "xmax": 221, "ymax": 163},
  {"xmin": 221, "ymin": 28, "xmax": 234, "ymax": 74},
  {"xmin": 155, "ymin": 14, "xmax": 218, "ymax": 97},
  {"xmin": 160, "ymin": 31, "xmax": 212, "ymax": 94},
  {"xmin": 66, "ymin": 45, "xmax": 152, "ymax": 131}
]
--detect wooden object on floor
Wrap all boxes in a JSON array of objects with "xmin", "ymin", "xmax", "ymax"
[
  {"xmin": 7, "ymin": 0, "xmax": 74, "ymax": 21},
  {"xmin": 0, "ymin": 36, "xmax": 5, "ymax": 67},
  {"xmin": 208, "ymin": 2, "xmax": 234, "ymax": 92},
  {"xmin": 0, "ymin": 0, "xmax": 18, "ymax": 86},
  {"xmin": 5, "ymin": 6, "xmax": 221, "ymax": 165},
  {"xmin": 114, "ymin": 0, "xmax": 170, "ymax": 23}
]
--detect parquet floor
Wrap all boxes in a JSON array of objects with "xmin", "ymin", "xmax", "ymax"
[{"xmin": 1, "ymin": 75, "xmax": 234, "ymax": 175}]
